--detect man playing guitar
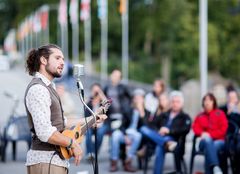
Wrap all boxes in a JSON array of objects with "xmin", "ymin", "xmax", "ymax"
[{"xmin": 24, "ymin": 44, "xmax": 107, "ymax": 174}]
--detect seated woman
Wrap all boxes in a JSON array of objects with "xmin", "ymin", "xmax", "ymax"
[
  {"xmin": 193, "ymin": 93, "xmax": 228, "ymax": 174},
  {"xmin": 220, "ymin": 90, "xmax": 240, "ymax": 174},
  {"xmin": 137, "ymin": 92, "xmax": 170, "ymax": 157},
  {"xmin": 140, "ymin": 91, "xmax": 191, "ymax": 174},
  {"xmin": 109, "ymin": 89, "xmax": 150, "ymax": 172}
]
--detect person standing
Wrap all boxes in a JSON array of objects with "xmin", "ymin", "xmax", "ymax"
[
  {"xmin": 24, "ymin": 44, "xmax": 106, "ymax": 174},
  {"xmin": 104, "ymin": 69, "xmax": 131, "ymax": 130}
]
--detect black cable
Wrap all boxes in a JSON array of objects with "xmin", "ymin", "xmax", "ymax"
[
  {"xmin": 48, "ymin": 151, "xmax": 58, "ymax": 174},
  {"xmin": 84, "ymin": 116, "xmax": 95, "ymax": 172}
]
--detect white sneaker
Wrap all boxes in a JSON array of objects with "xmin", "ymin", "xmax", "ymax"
[
  {"xmin": 213, "ymin": 166, "xmax": 223, "ymax": 174},
  {"xmin": 166, "ymin": 141, "xmax": 178, "ymax": 152}
]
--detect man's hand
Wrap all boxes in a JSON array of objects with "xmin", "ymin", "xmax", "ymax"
[
  {"xmin": 159, "ymin": 127, "xmax": 170, "ymax": 136},
  {"xmin": 93, "ymin": 114, "xmax": 107, "ymax": 127},
  {"xmin": 71, "ymin": 140, "xmax": 83, "ymax": 166}
]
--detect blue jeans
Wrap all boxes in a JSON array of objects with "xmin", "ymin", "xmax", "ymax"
[
  {"xmin": 85, "ymin": 123, "xmax": 110, "ymax": 154},
  {"xmin": 110, "ymin": 129, "xmax": 142, "ymax": 160},
  {"xmin": 140, "ymin": 126, "xmax": 174, "ymax": 174},
  {"xmin": 199, "ymin": 137, "xmax": 225, "ymax": 174}
]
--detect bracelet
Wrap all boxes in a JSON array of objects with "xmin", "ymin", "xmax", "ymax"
[{"xmin": 67, "ymin": 138, "xmax": 73, "ymax": 149}]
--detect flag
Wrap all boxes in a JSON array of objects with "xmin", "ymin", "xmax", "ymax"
[
  {"xmin": 58, "ymin": 0, "xmax": 68, "ymax": 26},
  {"xmin": 27, "ymin": 15, "xmax": 33, "ymax": 34},
  {"xmin": 18, "ymin": 23, "xmax": 24, "ymax": 41},
  {"xmin": 97, "ymin": 0, "xmax": 107, "ymax": 20},
  {"xmin": 33, "ymin": 11, "xmax": 41, "ymax": 33},
  {"xmin": 69, "ymin": 0, "xmax": 78, "ymax": 25},
  {"xmin": 4, "ymin": 29, "xmax": 17, "ymax": 52},
  {"xmin": 40, "ymin": 5, "xmax": 49, "ymax": 30},
  {"xmin": 23, "ymin": 19, "xmax": 30, "ymax": 37},
  {"xmin": 80, "ymin": 0, "xmax": 90, "ymax": 21},
  {"xmin": 119, "ymin": 0, "xmax": 126, "ymax": 15}
]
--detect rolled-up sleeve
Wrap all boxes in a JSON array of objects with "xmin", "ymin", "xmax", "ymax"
[{"xmin": 26, "ymin": 84, "xmax": 57, "ymax": 142}]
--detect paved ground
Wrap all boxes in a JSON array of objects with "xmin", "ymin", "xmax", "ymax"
[{"xmin": 0, "ymin": 65, "xmax": 206, "ymax": 174}]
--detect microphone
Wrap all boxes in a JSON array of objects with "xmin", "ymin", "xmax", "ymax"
[
  {"xmin": 73, "ymin": 64, "xmax": 97, "ymax": 120},
  {"xmin": 73, "ymin": 64, "xmax": 84, "ymax": 81},
  {"xmin": 73, "ymin": 64, "xmax": 84, "ymax": 98}
]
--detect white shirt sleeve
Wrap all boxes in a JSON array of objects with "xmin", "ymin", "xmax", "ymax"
[
  {"xmin": 26, "ymin": 84, "xmax": 57, "ymax": 142},
  {"xmin": 144, "ymin": 93, "xmax": 158, "ymax": 114}
]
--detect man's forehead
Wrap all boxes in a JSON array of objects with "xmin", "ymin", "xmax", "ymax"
[
  {"xmin": 171, "ymin": 96, "xmax": 183, "ymax": 102},
  {"xmin": 50, "ymin": 48, "xmax": 64, "ymax": 57}
]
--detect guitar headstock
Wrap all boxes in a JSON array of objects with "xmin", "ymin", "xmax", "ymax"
[{"xmin": 98, "ymin": 99, "xmax": 112, "ymax": 114}]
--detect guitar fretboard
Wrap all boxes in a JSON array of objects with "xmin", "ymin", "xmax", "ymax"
[{"xmin": 80, "ymin": 108, "xmax": 104, "ymax": 135}]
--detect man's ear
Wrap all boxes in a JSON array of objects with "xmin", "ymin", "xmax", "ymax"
[{"xmin": 40, "ymin": 56, "xmax": 47, "ymax": 65}]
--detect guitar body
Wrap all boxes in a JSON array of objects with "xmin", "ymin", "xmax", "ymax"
[
  {"xmin": 58, "ymin": 99, "xmax": 111, "ymax": 160},
  {"xmin": 59, "ymin": 125, "xmax": 84, "ymax": 159}
]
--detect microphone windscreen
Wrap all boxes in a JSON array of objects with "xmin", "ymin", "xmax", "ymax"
[{"xmin": 73, "ymin": 64, "xmax": 84, "ymax": 80}]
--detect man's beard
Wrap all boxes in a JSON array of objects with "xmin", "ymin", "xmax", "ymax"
[{"xmin": 45, "ymin": 63, "xmax": 62, "ymax": 78}]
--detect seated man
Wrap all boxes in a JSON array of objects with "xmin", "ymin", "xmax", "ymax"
[
  {"xmin": 193, "ymin": 93, "xmax": 228, "ymax": 174},
  {"xmin": 140, "ymin": 91, "xmax": 191, "ymax": 174},
  {"xmin": 109, "ymin": 89, "xmax": 150, "ymax": 172}
]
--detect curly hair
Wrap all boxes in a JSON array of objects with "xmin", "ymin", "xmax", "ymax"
[{"xmin": 25, "ymin": 44, "xmax": 61, "ymax": 76}]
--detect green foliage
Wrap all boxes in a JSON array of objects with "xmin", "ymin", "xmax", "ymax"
[{"xmin": 1, "ymin": 0, "xmax": 240, "ymax": 87}]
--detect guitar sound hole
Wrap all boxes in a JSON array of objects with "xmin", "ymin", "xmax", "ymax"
[{"xmin": 75, "ymin": 132, "xmax": 79, "ymax": 139}]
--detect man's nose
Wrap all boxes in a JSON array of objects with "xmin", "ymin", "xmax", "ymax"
[{"xmin": 61, "ymin": 58, "xmax": 65, "ymax": 65}]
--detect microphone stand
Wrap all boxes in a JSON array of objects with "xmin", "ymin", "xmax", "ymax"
[
  {"xmin": 94, "ymin": 127, "xmax": 98, "ymax": 174},
  {"xmin": 76, "ymin": 80, "xmax": 99, "ymax": 174}
]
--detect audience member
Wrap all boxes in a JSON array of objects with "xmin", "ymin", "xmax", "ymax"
[
  {"xmin": 84, "ymin": 83, "xmax": 109, "ymax": 159},
  {"xmin": 192, "ymin": 93, "xmax": 228, "ymax": 174},
  {"xmin": 109, "ymin": 89, "xmax": 149, "ymax": 172},
  {"xmin": 145, "ymin": 79, "xmax": 165, "ymax": 115},
  {"xmin": 56, "ymin": 84, "xmax": 76, "ymax": 118},
  {"xmin": 140, "ymin": 91, "xmax": 191, "ymax": 174},
  {"xmin": 104, "ymin": 69, "xmax": 131, "ymax": 130},
  {"xmin": 220, "ymin": 90, "xmax": 240, "ymax": 174},
  {"xmin": 137, "ymin": 92, "xmax": 170, "ymax": 157}
]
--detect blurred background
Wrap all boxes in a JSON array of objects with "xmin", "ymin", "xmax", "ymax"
[
  {"xmin": 0, "ymin": 0, "xmax": 240, "ymax": 174},
  {"xmin": 1, "ymin": 0, "xmax": 240, "ymax": 88}
]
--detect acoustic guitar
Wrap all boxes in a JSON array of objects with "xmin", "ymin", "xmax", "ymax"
[{"xmin": 59, "ymin": 99, "xmax": 111, "ymax": 159}]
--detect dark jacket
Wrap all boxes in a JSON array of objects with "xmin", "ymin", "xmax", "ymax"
[
  {"xmin": 104, "ymin": 83, "xmax": 131, "ymax": 117},
  {"xmin": 220, "ymin": 104, "xmax": 240, "ymax": 127},
  {"xmin": 103, "ymin": 84, "xmax": 131, "ymax": 114},
  {"xmin": 141, "ymin": 109, "xmax": 161, "ymax": 130},
  {"xmin": 119, "ymin": 108, "xmax": 151, "ymax": 135},
  {"xmin": 155, "ymin": 110, "xmax": 192, "ymax": 140}
]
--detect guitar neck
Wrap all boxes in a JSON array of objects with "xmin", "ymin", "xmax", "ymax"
[{"xmin": 80, "ymin": 108, "xmax": 104, "ymax": 135}]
